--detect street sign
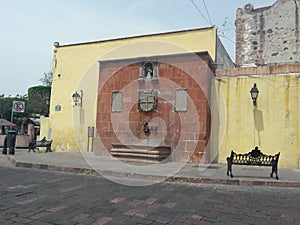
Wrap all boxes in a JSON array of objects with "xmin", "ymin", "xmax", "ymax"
[{"xmin": 12, "ymin": 101, "xmax": 25, "ymax": 113}]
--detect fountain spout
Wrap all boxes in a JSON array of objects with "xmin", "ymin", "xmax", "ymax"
[{"xmin": 143, "ymin": 122, "xmax": 150, "ymax": 133}]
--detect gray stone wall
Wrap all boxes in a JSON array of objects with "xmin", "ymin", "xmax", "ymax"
[
  {"xmin": 216, "ymin": 36, "xmax": 235, "ymax": 68},
  {"xmin": 236, "ymin": 0, "xmax": 300, "ymax": 66}
]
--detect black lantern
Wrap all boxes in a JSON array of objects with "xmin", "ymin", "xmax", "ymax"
[
  {"xmin": 250, "ymin": 83, "xmax": 259, "ymax": 106},
  {"xmin": 72, "ymin": 90, "xmax": 83, "ymax": 107}
]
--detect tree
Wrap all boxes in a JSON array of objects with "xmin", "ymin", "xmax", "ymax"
[
  {"xmin": 0, "ymin": 97, "xmax": 13, "ymax": 120},
  {"xmin": 39, "ymin": 71, "xmax": 52, "ymax": 87},
  {"xmin": 26, "ymin": 86, "xmax": 51, "ymax": 117},
  {"xmin": 0, "ymin": 72, "xmax": 52, "ymax": 123},
  {"xmin": 0, "ymin": 95, "xmax": 29, "ymax": 126}
]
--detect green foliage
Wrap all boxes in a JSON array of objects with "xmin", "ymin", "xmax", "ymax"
[
  {"xmin": 0, "ymin": 86, "xmax": 51, "ymax": 126},
  {"xmin": 27, "ymin": 86, "xmax": 51, "ymax": 117},
  {"xmin": 0, "ymin": 96, "xmax": 29, "ymax": 125}
]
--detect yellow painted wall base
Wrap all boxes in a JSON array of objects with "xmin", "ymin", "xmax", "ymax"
[{"xmin": 213, "ymin": 70, "xmax": 300, "ymax": 169}]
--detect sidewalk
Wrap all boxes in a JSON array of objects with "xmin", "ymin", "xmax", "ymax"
[{"xmin": 1, "ymin": 148, "xmax": 300, "ymax": 187}]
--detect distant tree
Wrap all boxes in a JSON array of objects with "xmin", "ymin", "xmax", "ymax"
[
  {"xmin": 0, "ymin": 97, "xmax": 13, "ymax": 120},
  {"xmin": 39, "ymin": 71, "xmax": 52, "ymax": 86},
  {"xmin": 26, "ymin": 86, "xmax": 51, "ymax": 117},
  {"xmin": 0, "ymin": 95, "xmax": 29, "ymax": 126},
  {"xmin": 0, "ymin": 72, "xmax": 52, "ymax": 126}
]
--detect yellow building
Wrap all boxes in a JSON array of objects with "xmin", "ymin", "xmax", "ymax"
[
  {"xmin": 41, "ymin": 26, "xmax": 300, "ymax": 168},
  {"xmin": 41, "ymin": 27, "xmax": 232, "ymax": 159}
]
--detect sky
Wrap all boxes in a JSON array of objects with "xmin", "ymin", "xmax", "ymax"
[{"xmin": 0, "ymin": 0, "xmax": 276, "ymax": 96}]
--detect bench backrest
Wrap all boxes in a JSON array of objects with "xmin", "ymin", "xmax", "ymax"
[
  {"xmin": 230, "ymin": 148, "xmax": 280, "ymax": 166},
  {"xmin": 36, "ymin": 140, "xmax": 52, "ymax": 146}
]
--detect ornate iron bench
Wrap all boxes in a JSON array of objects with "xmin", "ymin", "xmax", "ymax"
[
  {"xmin": 227, "ymin": 146, "xmax": 280, "ymax": 180},
  {"xmin": 28, "ymin": 138, "xmax": 52, "ymax": 153}
]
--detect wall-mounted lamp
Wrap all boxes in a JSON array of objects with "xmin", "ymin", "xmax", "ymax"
[
  {"xmin": 250, "ymin": 83, "xmax": 259, "ymax": 106},
  {"xmin": 72, "ymin": 90, "xmax": 83, "ymax": 107}
]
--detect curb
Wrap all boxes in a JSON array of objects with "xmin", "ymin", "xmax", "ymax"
[
  {"xmin": 165, "ymin": 176, "xmax": 300, "ymax": 188},
  {"xmin": 8, "ymin": 157, "xmax": 98, "ymax": 176},
  {"xmin": 7, "ymin": 157, "xmax": 300, "ymax": 188}
]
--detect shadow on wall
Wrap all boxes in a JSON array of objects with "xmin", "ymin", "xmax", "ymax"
[{"xmin": 253, "ymin": 108, "xmax": 264, "ymax": 146}]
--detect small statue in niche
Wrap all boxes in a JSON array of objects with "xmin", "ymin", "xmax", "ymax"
[
  {"xmin": 144, "ymin": 62, "xmax": 154, "ymax": 79},
  {"xmin": 139, "ymin": 61, "xmax": 158, "ymax": 80}
]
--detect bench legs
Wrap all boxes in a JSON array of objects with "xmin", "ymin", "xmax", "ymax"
[
  {"xmin": 45, "ymin": 146, "xmax": 52, "ymax": 153},
  {"xmin": 227, "ymin": 158, "xmax": 233, "ymax": 178},
  {"xmin": 227, "ymin": 159, "xmax": 279, "ymax": 180},
  {"xmin": 270, "ymin": 164, "xmax": 279, "ymax": 180},
  {"xmin": 28, "ymin": 147, "xmax": 40, "ymax": 153},
  {"xmin": 28, "ymin": 147, "xmax": 51, "ymax": 153},
  {"xmin": 28, "ymin": 148, "xmax": 35, "ymax": 153},
  {"xmin": 28, "ymin": 142, "xmax": 37, "ymax": 153}
]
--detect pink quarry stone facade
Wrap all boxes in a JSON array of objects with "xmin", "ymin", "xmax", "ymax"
[{"xmin": 95, "ymin": 53, "xmax": 215, "ymax": 163}]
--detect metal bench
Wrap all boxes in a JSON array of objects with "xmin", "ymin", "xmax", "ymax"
[
  {"xmin": 227, "ymin": 146, "xmax": 280, "ymax": 180},
  {"xmin": 28, "ymin": 139, "xmax": 52, "ymax": 153}
]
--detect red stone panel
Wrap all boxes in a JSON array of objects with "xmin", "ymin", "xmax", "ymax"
[{"xmin": 95, "ymin": 53, "xmax": 214, "ymax": 163}]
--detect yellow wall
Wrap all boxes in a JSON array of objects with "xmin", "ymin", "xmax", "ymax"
[
  {"xmin": 42, "ymin": 28, "xmax": 217, "ymax": 152},
  {"xmin": 213, "ymin": 74, "xmax": 300, "ymax": 168}
]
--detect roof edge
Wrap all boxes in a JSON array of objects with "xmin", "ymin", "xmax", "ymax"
[
  {"xmin": 55, "ymin": 26, "xmax": 215, "ymax": 48},
  {"xmin": 99, "ymin": 51, "xmax": 213, "ymax": 63}
]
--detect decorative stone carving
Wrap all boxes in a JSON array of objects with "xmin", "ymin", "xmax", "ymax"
[
  {"xmin": 138, "ymin": 89, "xmax": 158, "ymax": 112},
  {"xmin": 244, "ymin": 3, "xmax": 254, "ymax": 13}
]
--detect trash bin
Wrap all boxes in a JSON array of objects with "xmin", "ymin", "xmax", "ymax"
[
  {"xmin": 2, "ymin": 136, "xmax": 7, "ymax": 155},
  {"xmin": 7, "ymin": 130, "xmax": 17, "ymax": 155}
]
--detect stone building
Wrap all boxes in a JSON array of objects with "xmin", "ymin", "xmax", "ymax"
[
  {"xmin": 41, "ymin": 27, "xmax": 234, "ymax": 164},
  {"xmin": 236, "ymin": 0, "xmax": 300, "ymax": 66}
]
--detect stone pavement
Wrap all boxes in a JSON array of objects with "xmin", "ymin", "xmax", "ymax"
[
  {"xmin": 1, "ymin": 148, "xmax": 300, "ymax": 187},
  {"xmin": 2, "ymin": 166, "xmax": 300, "ymax": 225}
]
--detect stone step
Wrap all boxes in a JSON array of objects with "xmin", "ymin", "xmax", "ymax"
[
  {"xmin": 110, "ymin": 156, "xmax": 168, "ymax": 164},
  {"xmin": 112, "ymin": 144, "xmax": 171, "ymax": 151},
  {"xmin": 111, "ymin": 148, "xmax": 171, "ymax": 155},
  {"xmin": 111, "ymin": 151, "xmax": 169, "ymax": 158},
  {"xmin": 111, "ymin": 144, "xmax": 172, "ymax": 163}
]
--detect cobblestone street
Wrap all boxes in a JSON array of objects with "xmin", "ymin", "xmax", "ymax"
[{"xmin": 0, "ymin": 166, "xmax": 299, "ymax": 225}]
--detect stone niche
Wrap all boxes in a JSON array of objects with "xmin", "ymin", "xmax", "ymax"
[{"xmin": 139, "ymin": 61, "xmax": 158, "ymax": 80}]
